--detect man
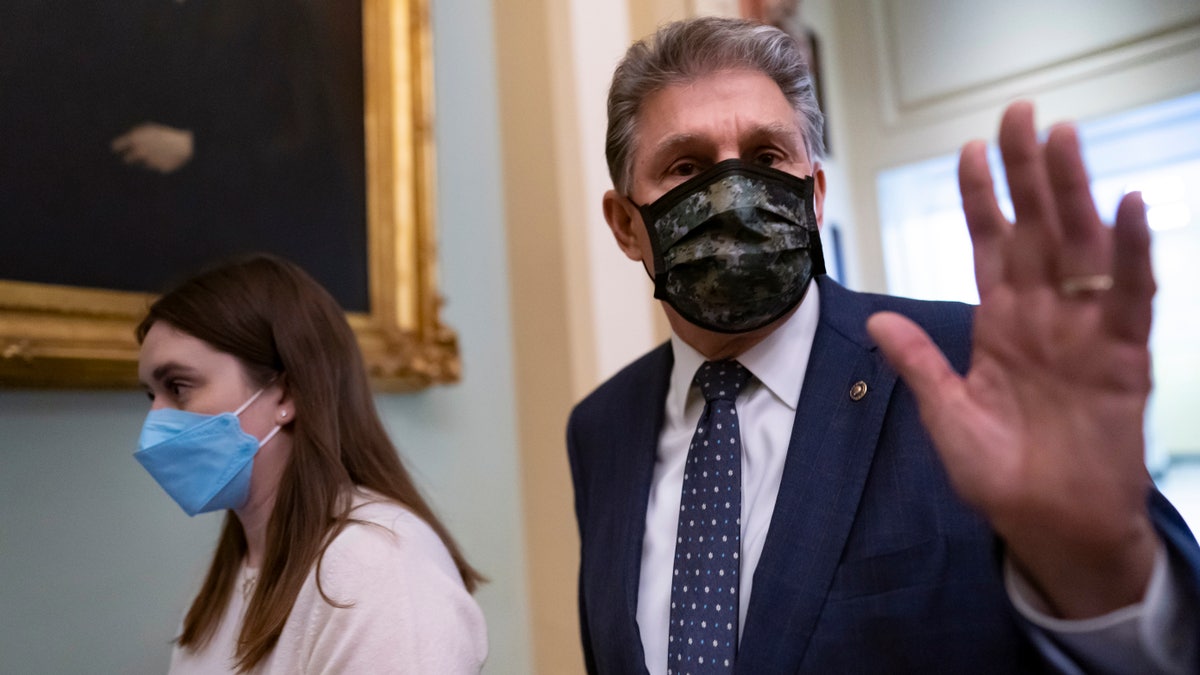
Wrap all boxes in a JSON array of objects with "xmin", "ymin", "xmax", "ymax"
[{"xmin": 567, "ymin": 17, "xmax": 1200, "ymax": 674}]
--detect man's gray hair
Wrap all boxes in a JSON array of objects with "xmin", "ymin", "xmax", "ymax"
[{"xmin": 605, "ymin": 16, "xmax": 825, "ymax": 195}]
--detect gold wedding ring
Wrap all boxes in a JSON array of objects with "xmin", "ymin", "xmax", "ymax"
[{"xmin": 1059, "ymin": 274, "xmax": 1113, "ymax": 296}]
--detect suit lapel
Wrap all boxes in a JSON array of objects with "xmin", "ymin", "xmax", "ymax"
[
  {"xmin": 737, "ymin": 278, "xmax": 899, "ymax": 673},
  {"xmin": 611, "ymin": 343, "xmax": 673, "ymax": 673}
]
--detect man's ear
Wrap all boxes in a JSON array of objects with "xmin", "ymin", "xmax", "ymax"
[
  {"xmin": 812, "ymin": 163, "xmax": 827, "ymax": 229},
  {"xmin": 603, "ymin": 189, "xmax": 647, "ymax": 262}
]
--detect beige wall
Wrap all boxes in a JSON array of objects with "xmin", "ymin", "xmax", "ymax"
[
  {"xmin": 493, "ymin": 0, "xmax": 650, "ymax": 671},
  {"xmin": 492, "ymin": 0, "xmax": 680, "ymax": 671},
  {"xmin": 492, "ymin": 1, "xmax": 587, "ymax": 671}
]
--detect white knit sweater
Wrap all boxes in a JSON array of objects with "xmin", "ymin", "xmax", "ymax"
[{"xmin": 168, "ymin": 490, "xmax": 488, "ymax": 674}]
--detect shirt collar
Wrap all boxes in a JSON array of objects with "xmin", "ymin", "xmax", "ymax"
[{"xmin": 667, "ymin": 282, "xmax": 821, "ymax": 415}]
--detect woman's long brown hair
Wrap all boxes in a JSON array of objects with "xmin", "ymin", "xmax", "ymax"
[{"xmin": 137, "ymin": 255, "xmax": 484, "ymax": 672}]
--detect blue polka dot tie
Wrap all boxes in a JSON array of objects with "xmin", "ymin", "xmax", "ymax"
[{"xmin": 668, "ymin": 360, "xmax": 752, "ymax": 674}]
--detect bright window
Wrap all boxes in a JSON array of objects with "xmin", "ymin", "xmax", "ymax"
[{"xmin": 877, "ymin": 93, "xmax": 1200, "ymax": 476}]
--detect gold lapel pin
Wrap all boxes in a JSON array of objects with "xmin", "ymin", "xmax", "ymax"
[{"xmin": 850, "ymin": 380, "xmax": 868, "ymax": 401}]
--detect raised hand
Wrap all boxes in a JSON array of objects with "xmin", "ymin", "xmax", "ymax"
[{"xmin": 867, "ymin": 100, "xmax": 1158, "ymax": 619}]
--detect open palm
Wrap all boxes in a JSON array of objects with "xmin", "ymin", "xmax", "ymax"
[{"xmin": 868, "ymin": 101, "xmax": 1158, "ymax": 619}]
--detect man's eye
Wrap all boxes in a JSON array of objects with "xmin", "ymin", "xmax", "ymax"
[
  {"xmin": 755, "ymin": 152, "xmax": 781, "ymax": 167},
  {"xmin": 669, "ymin": 161, "xmax": 700, "ymax": 177}
]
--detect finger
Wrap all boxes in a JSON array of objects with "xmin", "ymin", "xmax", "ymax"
[
  {"xmin": 119, "ymin": 144, "xmax": 146, "ymax": 166},
  {"xmin": 868, "ymin": 312, "xmax": 1005, "ymax": 506},
  {"xmin": 867, "ymin": 311, "xmax": 965, "ymax": 417},
  {"xmin": 1045, "ymin": 123, "xmax": 1110, "ymax": 280},
  {"xmin": 958, "ymin": 139, "xmax": 1009, "ymax": 298},
  {"xmin": 111, "ymin": 133, "xmax": 132, "ymax": 153},
  {"xmin": 998, "ymin": 101, "xmax": 1059, "ymax": 286},
  {"xmin": 1103, "ymin": 192, "xmax": 1155, "ymax": 343}
]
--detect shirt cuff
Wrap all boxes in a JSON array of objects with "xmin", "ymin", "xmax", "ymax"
[{"xmin": 1004, "ymin": 542, "xmax": 1195, "ymax": 674}]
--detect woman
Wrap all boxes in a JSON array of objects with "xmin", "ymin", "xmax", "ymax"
[{"xmin": 132, "ymin": 255, "xmax": 487, "ymax": 673}]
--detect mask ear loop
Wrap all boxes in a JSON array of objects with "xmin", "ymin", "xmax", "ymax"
[
  {"xmin": 631, "ymin": 199, "xmax": 671, "ymax": 299},
  {"xmin": 257, "ymin": 424, "xmax": 283, "ymax": 449},
  {"xmin": 232, "ymin": 374, "xmax": 282, "ymax": 416},
  {"xmin": 233, "ymin": 377, "xmax": 285, "ymax": 447},
  {"xmin": 233, "ymin": 387, "xmax": 268, "ymax": 416}
]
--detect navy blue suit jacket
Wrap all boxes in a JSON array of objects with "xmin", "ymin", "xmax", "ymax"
[{"xmin": 567, "ymin": 276, "xmax": 1200, "ymax": 674}]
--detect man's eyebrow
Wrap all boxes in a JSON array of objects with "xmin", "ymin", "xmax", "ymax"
[
  {"xmin": 744, "ymin": 122, "xmax": 805, "ymax": 145},
  {"xmin": 647, "ymin": 132, "xmax": 709, "ymax": 161},
  {"xmin": 647, "ymin": 123, "xmax": 805, "ymax": 160}
]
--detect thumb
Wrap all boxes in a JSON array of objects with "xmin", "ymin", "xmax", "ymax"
[{"xmin": 866, "ymin": 311, "xmax": 963, "ymax": 412}]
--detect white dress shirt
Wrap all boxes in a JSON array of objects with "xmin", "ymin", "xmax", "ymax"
[
  {"xmin": 636, "ymin": 283, "xmax": 1192, "ymax": 675},
  {"xmin": 638, "ymin": 287, "xmax": 820, "ymax": 674}
]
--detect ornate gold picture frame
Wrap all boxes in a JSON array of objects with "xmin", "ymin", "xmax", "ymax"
[{"xmin": 0, "ymin": 0, "xmax": 458, "ymax": 392}]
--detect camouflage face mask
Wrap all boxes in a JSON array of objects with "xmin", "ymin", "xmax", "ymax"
[{"xmin": 635, "ymin": 159, "xmax": 825, "ymax": 334}]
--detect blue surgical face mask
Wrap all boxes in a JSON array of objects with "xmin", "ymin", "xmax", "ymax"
[{"xmin": 134, "ymin": 387, "xmax": 282, "ymax": 517}]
